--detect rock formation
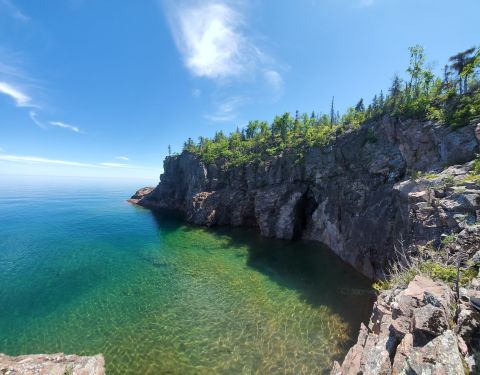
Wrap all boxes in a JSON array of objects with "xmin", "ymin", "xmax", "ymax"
[
  {"xmin": 0, "ymin": 353, "xmax": 105, "ymax": 375},
  {"xmin": 133, "ymin": 118, "xmax": 479, "ymax": 279},
  {"xmin": 331, "ymin": 273, "xmax": 480, "ymax": 374},
  {"xmin": 131, "ymin": 118, "xmax": 480, "ymax": 373}
]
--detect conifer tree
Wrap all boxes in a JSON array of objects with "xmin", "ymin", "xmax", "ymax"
[
  {"xmin": 330, "ymin": 96, "xmax": 336, "ymax": 125},
  {"xmin": 355, "ymin": 98, "xmax": 365, "ymax": 112},
  {"xmin": 449, "ymin": 47, "xmax": 476, "ymax": 93}
]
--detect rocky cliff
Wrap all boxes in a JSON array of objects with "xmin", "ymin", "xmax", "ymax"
[
  {"xmin": 331, "ymin": 273, "xmax": 480, "ymax": 374},
  {"xmin": 134, "ymin": 118, "xmax": 479, "ymax": 279}
]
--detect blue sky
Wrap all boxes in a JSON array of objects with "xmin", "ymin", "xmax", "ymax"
[{"xmin": 0, "ymin": 0, "xmax": 479, "ymax": 179}]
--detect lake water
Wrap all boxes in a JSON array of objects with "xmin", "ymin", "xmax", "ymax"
[{"xmin": 0, "ymin": 175, "xmax": 373, "ymax": 374}]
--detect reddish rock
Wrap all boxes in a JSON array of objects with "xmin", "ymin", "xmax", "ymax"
[
  {"xmin": 0, "ymin": 353, "xmax": 105, "ymax": 375},
  {"xmin": 128, "ymin": 186, "xmax": 154, "ymax": 205}
]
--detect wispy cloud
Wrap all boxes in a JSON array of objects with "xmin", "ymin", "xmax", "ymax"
[
  {"xmin": 0, "ymin": 51, "xmax": 83, "ymax": 133},
  {"xmin": 49, "ymin": 121, "xmax": 82, "ymax": 133},
  {"xmin": 115, "ymin": 156, "xmax": 130, "ymax": 161},
  {"xmin": 0, "ymin": 0, "xmax": 29, "ymax": 22},
  {"xmin": 164, "ymin": 0, "xmax": 285, "ymax": 122},
  {"xmin": 100, "ymin": 162, "xmax": 130, "ymax": 168},
  {"xmin": 27, "ymin": 112, "xmax": 83, "ymax": 133},
  {"xmin": 0, "ymin": 153, "xmax": 155, "ymax": 170},
  {"xmin": 0, "ymin": 81, "xmax": 32, "ymax": 107},
  {"xmin": 0, "ymin": 154, "xmax": 102, "ymax": 168},
  {"xmin": 29, "ymin": 111, "xmax": 44, "ymax": 128},
  {"xmin": 264, "ymin": 69, "xmax": 284, "ymax": 96},
  {"xmin": 204, "ymin": 95, "xmax": 247, "ymax": 122}
]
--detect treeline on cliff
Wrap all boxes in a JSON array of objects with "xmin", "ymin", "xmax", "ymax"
[{"xmin": 178, "ymin": 45, "xmax": 480, "ymax": 167}]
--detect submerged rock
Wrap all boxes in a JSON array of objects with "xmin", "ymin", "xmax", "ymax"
[{"xmin": 0, "ymin": 353, "xmax": 105, "ymax": 375}]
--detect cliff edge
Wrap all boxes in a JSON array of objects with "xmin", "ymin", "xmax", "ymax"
[{"xmin": 132, "ymin": 118, "xmax": 479, "ymax": 279}]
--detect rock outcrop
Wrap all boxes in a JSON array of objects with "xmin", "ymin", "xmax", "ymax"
[
  {"xmin": 0, "ymin": 353, "xmax": 105, "ymax": 375},
  {"xmin": 331, "ymin": 275, "xmax": 480, "ymax": 374},
  {"xmin": 134, "ymin": 118, "xmax": 479, "ymax": 278},
  {"xmin": 128, "ymin": 186, "xmax": 154, "ymax": 205}
]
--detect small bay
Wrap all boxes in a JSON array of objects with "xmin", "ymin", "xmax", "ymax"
[{"xmin": 0, "ymin": 176, "xmax": 372, "ymax": 374}]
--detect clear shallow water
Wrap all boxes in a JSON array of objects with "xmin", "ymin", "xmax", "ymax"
[{"xmin": 0, "ymin": 176, "xmax": 373, "ymax": 374}]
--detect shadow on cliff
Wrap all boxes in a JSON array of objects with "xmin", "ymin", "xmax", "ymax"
[{"xmin": 149, "ymin": 210, "xmax": 374, "ymax": 335}]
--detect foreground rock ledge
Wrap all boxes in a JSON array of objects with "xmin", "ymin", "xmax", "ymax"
[
  {"xmin": 331, "ymin": 275, "xmax": 480, "ymax": 374},
  {"xmin": 0, "ymin": 353, "xmax": 105, "ymax": 375}
]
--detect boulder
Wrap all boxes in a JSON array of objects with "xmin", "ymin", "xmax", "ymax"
[
  {"xmin": 331, "ymin": 276, "xmax": 470, "ymax": 374},
  {"xmin": 392, "ymin": 330, "xmax": 465, "ymax": 375},
  {"xmin": 413, "ymin": 304, "xmax": 448, "ymax": 340}
]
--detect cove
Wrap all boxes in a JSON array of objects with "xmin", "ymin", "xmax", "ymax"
[{"xmin": 0, "ymin": 176, "xmax": 373, "ymax": 374}]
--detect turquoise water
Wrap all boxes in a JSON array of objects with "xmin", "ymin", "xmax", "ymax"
[{"xmin": 0, "ymin": 176, "xmax": 373, "ymax": 374}]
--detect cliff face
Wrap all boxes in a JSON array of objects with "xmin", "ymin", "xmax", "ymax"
[{"xmin": 138, "ymin": 118, "xmax": 479, "ymax": 278}]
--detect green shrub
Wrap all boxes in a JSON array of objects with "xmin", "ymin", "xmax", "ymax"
[
  {"xmin": 376, "ymin": 239, "xmax": 478, "ymax": 292},
  {"xmin": 472, "ymin": 158, "xmax": 480, "ymax": 175},
  {"xmin": 441, "ymin": 234, "xmax": 456, "ymax": 247}
]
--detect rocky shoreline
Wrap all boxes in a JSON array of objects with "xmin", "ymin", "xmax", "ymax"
[
  {"xmin": 131, "ymin": 119, "xmax": 480, "ymax": 374},
  {"xmin": 132, "ymin": 118, "xmax": 479, "ymax": 279},
  {"xmin": 0, "ymin": 353, "xmax": 105, "ymax": 375},
  {"xmin": 330, "ymin": 217, "xmax": 480, "ymax": 374},
  {"xmin": 331, "ymin": 272, "xmax": 480, "ymax": 374}
]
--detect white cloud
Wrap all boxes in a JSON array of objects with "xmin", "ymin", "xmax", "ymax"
[
  {"xmin": 0, "ymin": 154, "xmax": 102, "ymax": 168},
  {"xmin": 204, "ymin": 95, "xmax": 247, "ymax": 122},
  {"xmin": 0, "ymin": 153, "xmax": 155, "ymax": 171},
  {"xmin": 264, "ymin": 69, "xmax": 284, "ymax": 94},
  {"xmin": 100, "ymin": 162, "xmax": 130, "ymax": 168},
  {"xmin": 49, "ymin": 121, "xmax": 82, "ymax": 133},
  {"xmin": 164, "ymin": 1, "xmax": 285, "ymax": 122},
  {"xmin": 29, "ymin": 111, "xmax": 44, "ymax": 128},
  {"xmin": 0, "ymin": 81, "xmax": 32, "ymax": 106},
  {"xmin": 167, "ymin": 1, "xmax": 249, "ymax": 80},
  {"xmin": 115, "ymin": 156, "xmax": 130, "ymax": 161},
  {"xmin": 165, "ymin": 0, "xmax": 283, "ymax": 83}
]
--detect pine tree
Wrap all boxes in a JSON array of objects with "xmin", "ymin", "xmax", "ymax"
[
  {"xmin": 379, "ymin": 90, "xmax": 385, "ymax": 109},
  {"xmin": 355, "ymin": 98, "xmax": 365, "ymax": 112},
  {"xmin": 183, "ymin": 138, "xmax": 196, "ymax": 152},
  {"xmin": 449, "ymin": 47, "xmax": 476, "ymax": 93},
  {"xmin": 330, "ymin": 96, "xmax": 336, "ymax": 125}
]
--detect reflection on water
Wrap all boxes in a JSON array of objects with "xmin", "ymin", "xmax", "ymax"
[{"xmin": 0, "ymin": 176, "xmax": 373, "ymax": 374}]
